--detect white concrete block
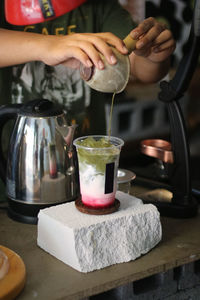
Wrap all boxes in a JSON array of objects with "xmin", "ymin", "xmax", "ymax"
[{"xmin": 37, "ymin": 191, "xmax": 162, "ymax": 273}]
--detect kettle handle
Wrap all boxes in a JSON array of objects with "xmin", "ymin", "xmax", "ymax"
[{"xmin": 0, "ymin": 104, "xmax": 22, "ymax": 183}]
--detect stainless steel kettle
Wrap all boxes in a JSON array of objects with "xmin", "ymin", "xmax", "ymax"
[{"xmin": 0, "ymin": 99, "xmax": 79, "ymax": 224}]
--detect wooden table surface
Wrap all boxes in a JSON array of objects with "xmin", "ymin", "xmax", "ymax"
[{"xmin": 0, "ymin": 191, "xmax": 200, "ymax": 300}]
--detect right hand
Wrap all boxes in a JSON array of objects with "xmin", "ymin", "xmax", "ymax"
[{"xmin": 40, "ymin": 32, "xmax": 129, "ymax": 70}]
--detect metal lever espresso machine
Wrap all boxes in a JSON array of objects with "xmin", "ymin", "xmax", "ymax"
[
  {"xmin": 0, "ymin": 99, "xmax": 79, "ymax": 224},
  {"xmin": 140, "ymin": 0, "xmax": 200, "ymax": 218}
]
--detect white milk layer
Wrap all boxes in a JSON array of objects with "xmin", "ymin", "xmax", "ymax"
[{"xmin": 79, "ymin": 162, "xmax": 117, "ymax": 196}]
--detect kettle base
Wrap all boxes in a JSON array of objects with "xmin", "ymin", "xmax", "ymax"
[
  {"xmin": 8, "ymin": 206, "xmax": 38, "ymax": 225},
  {"xmin": 7, "ymin": 198, "xmax": 73, "ymax": 225}
]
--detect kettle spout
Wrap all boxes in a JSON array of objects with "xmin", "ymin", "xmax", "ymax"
[
  {"xmin": 64, "ymin": 124, "xmax": 78, "ymax": 148},
  {"xmin": 56, "ymin": 123, "xmax": 78, "ymax": 148}
]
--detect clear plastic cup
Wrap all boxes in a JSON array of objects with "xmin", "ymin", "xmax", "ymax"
[{"xmin": 73, "ymin": 135, "xmax": 124, "ymax": 208}]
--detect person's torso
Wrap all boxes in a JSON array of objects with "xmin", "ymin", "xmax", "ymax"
[{"xmin": 0, "ymin": 0, "xmax": 135, "ymax": 135}]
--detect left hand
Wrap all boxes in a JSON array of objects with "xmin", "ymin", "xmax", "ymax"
[{"xmin": 130, "ymin": 17, "xmax": 176, "ymax": 63}]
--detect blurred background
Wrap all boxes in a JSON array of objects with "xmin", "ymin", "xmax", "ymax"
[{"xmin": 107, "ymin": 0, "xmax": 200, "ymax": 190}]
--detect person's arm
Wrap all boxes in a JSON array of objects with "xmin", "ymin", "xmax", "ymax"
[
  {"xmin": 0, "ymin": 28, "xmax": 47, "ymax": 67},
  {"xmin": 0, "ymin": 16, "xmax": 175, "ymax": 84},
  {"xmin": 129, "ymin": 17, "xmax": 176, "ymax": 83},
  {"xmin": 0, "ymin": 28, "xmax": 128, "ymax": 69}
]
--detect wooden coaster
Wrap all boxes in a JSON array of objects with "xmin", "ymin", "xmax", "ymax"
[
  {"xmin": 75, "ymin": 197, "xmax": 120, "ymax": 215},
  {"xmin": 0, "ymin": 245, "xmax": 26, "ymax": 300}
]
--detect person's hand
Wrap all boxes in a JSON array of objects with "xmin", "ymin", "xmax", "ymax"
[
  {"xmin": 41, "ymin": 32, "xmax": 128, "ymax": 70},
  {"xmin": 130, "ymin": 17, "xmax": 176, "ymax": 63}
]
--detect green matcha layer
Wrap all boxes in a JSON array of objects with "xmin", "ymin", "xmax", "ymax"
[{"xmin": 76, "ymin": 137, "xmax": 120, "ymax": 173}]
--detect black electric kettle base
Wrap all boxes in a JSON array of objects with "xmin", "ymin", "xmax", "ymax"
[
  {"xmin": 7, "ymin": 199, "xmax": 69, "ymax": 225},
  {"xmin": 8, "ymin": 206, "xmax": 38, "ymax": 225}
]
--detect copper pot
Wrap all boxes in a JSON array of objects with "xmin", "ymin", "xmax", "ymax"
[{"xmin": 140, "ymin": 139, "xmax": 174, "ymax": 164}]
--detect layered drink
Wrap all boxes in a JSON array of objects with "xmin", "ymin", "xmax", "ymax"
[{"xmin": 73, "ymin": 135, "xmax": 124, "ymax": 208}]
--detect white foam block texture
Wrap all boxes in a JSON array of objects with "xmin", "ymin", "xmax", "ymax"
[{"xmin": 37, "ymin": 191, "xmax": 162, "ymax": 273}]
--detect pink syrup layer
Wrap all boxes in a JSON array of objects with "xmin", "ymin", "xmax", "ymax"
[{"xmin": 81, "ymin": 194, "xmax": 115, "ymax": 208}]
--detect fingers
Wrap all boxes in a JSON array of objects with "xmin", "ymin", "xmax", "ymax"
[
  {"xmin": 130, "ymin": 17, "xmax": 173, "ymax": 50},
  {"xmin": 62, "ymin": 46, "xmax": 94, "ymax": 68},
  {"xmin": 80, "ymin": 32, "xmax": 129, "ymax": 68},
  {"xmin": 131, "ymin": 17, "xmax": 158, "ymax": 39},
  {"xmin": 153, "ymin": 30, "xmax": 176, "ymax": 53},
  {"xmin": 79, "ymin": 33, "xmax": 118, "ymax": 68},
  {"xmin": 94, "ymin": 32, "xmax": 128, "ymax": 55},
  {"xmin": 69, "ymin": 38, "xmax": 108, "ymax": 70},
  {"xmin": 65, "ymin": 32, "xmax": 128, "ymax": 70},
  {"xmin": 137, "ymin": 24, "xmax": 167, "ymax": 49}
]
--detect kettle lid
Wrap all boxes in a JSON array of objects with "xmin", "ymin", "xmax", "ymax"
[{"xmin": 19, "ymin": 99, "xmax": 63, "ymax": 117}]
